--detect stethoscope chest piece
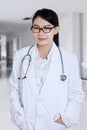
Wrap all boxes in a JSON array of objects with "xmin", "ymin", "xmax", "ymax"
[{"xmin": 60, "ymin": 74, "xmax": 67, "ymax": 81}]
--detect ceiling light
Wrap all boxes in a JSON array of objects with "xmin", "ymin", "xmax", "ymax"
[{"xmin": 22, "ymin": 17, "xmax": 32, "ymax": 20}]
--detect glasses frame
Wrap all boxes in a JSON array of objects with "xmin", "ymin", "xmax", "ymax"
[{"xmin": 31, "ymin": 26, "xmax": 55, "ymax": 33}]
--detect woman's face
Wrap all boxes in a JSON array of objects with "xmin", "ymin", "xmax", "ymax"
[{"xmin": 32, "ymin": 17, "xmax": 59, "ymax": 46}]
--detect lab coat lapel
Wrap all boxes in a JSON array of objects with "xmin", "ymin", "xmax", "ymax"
[{"xmin": 39, "ymin": 44, "xmax": 62, "ymax": 95}]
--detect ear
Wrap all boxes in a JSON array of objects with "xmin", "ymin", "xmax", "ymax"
[{"xmin": 54, "ymin": 26, "xmax": 60, "ymax": 35}]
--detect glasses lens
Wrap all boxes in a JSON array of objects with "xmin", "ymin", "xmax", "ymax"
[
  {"xmin": 31, "ymin": 26, "xmax": 39, "ymax": 33},
  {"xmin": 43, "ymin": 27, "xmax": 52, "ymax": 33}
]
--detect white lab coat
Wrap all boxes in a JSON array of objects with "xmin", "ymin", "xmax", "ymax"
[{"xmin": 9, "ymin": 43, "xmax": 84, "ymax": 130}]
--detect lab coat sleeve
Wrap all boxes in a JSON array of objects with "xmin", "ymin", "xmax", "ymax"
[
  {"xmin": 9, "ymin": 52, "xmax": 25, "ymax": 129},
  {"xmin": 61, "ymin": 55, "xmax": 84, "ymax": 128}
]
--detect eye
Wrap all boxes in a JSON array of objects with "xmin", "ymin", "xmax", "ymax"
[
  {"xmin": 31, "ymin": 26, "xmax": 40, "ymax": 33},
  {"xmin": 43, "ymin": 26, "xmax": 55, "ymax": 33},
  {"xmin": 43, "ymin": 27, "xmax": 51, "ymax": 30}
]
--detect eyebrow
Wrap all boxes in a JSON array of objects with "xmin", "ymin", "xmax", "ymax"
[{"xmin": 33, "ymin": 24, "xmax": 52, "ymax": 27}]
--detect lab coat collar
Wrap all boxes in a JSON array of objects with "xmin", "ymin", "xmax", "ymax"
[{"xmin": 34, "ymin": 42, "xmax": 55, "ymax": 60}]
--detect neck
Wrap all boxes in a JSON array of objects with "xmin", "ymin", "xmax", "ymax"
[{"xmin": 37, "ymin": 43, "xmax": 53, "ymax": 59}]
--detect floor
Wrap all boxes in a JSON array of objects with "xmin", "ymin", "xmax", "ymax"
[{"xmin": 0, "ymin": 60, "xmax": 87, "ymax": 130}]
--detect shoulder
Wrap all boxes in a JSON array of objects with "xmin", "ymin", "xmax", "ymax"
[
  {"xmin": 15, "ymin": 46, "xmax": 30, "ymax": 56},
  {"xmin": 12, "ymin": 46, "xmax": 30, "ymax": 64},
  {"xmin": 13, "ymin": 45, "xmax": 35, "ymax": 62},
  {"xmin": 60, "ymin": 47, "xmax": 78, "ymax": 61},
  {"xmin": 14, "ymin": 45, "xmax": 35, "ymax": 58},
  {"xmin": 12, "ymin": 47, "xmax": 28, "ymax": 64},
  {"xmin": 59, "ymin": 48, "xmax": 79, "ymax": 72},
  {"xmin": 54, "ymin": 44, "xmax": 77, "ymax": 61}
]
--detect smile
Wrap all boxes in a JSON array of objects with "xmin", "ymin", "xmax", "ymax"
[{"xmin": 38, "ymin": 37, "xmax": 46, "ymax": 41}]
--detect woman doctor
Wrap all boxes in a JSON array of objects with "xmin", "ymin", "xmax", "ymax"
[{"xmin": 9, "ymin": 8, "xmax": 84, "ymax": 130}]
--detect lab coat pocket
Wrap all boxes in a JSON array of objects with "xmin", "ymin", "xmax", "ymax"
[{"xmin": 52, "ymin": 121, "xmax": 67, "ymax": 130}]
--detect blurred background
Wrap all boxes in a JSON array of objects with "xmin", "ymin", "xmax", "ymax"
[{"xmin": 0, "ymin": 0, "xmax": 87, "ymax": 130}]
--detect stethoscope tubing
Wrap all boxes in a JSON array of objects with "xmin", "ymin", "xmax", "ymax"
[
  {"xmin": 58, "ymin": 47, "xmax": 64, "ymax": 74},
  {"xmin": 18, "ymin": 45, "xmax": 67, "ymax": 81},
  {"xmin": 18, "ymin": 45, "xmax": 34, "ymax": 80}
]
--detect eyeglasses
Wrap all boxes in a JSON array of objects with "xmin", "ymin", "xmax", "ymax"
[{"xmin": 31, "ymin": 26, "xmax": 55, "ymax": 33}]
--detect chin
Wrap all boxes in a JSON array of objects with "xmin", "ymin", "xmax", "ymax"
[{"xmin": 37, "ymin": 42, "xmax": 48, "ymax": 46}]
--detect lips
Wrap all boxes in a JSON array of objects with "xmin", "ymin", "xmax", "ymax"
[{"xmin": 37, "ymin": 37, "xmax": 46, "ymax": 41}]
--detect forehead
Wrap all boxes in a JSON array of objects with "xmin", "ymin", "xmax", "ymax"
[{"xmin": 33, "ymin": 17, "xmax": 53, "ymax": 26}]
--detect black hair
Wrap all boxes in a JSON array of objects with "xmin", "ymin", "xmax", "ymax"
[{"xmin": 32, "ymin": 8, "xmax": 59, "ymax": 47}]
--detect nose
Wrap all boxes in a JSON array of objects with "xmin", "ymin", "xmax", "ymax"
[{"xmin": 38, "ymin": 29, "xmax": 44, "ymax": 35}]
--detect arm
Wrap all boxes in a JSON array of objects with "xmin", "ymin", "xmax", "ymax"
[{"xmin": 9, "ymin": 52, "xmax": 25, "ymax": 128}]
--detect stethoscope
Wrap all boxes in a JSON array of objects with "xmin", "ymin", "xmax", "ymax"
[{"xmin": 18, "ymin": 45, "xmax": 67, "ymax": 81}]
